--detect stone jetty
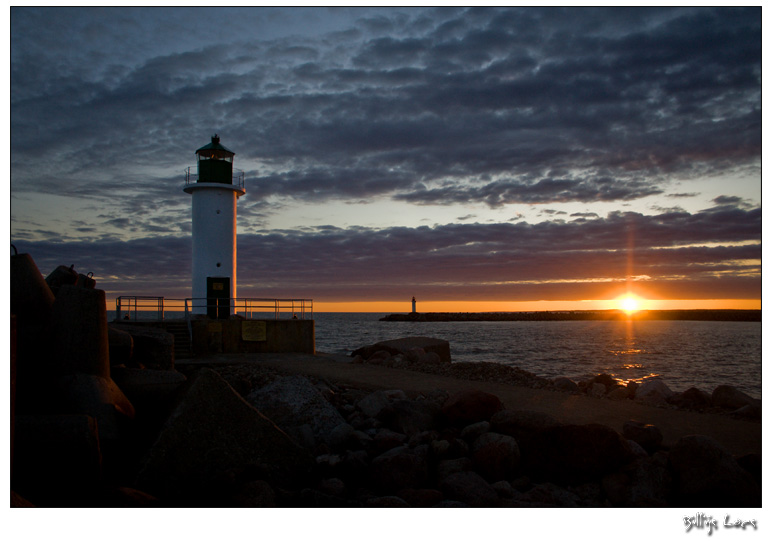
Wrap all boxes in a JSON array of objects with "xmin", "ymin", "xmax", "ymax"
[{"xmin": 9, "ymin": 253, "xmax": 761, "ymax": 507}]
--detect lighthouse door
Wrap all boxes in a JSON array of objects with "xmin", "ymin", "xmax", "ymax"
[{"xmin": 206, "ymin": 277, "xmax": 230, "ymax": 319}]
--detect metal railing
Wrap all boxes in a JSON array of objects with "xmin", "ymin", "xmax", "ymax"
[
  {"xmin": 184, "ymin": 297, "xmax": 313, "ymax": 320},
  {"xmin": 185, "ymin": 167, "xmax": 245, "ymax": 190},
  {"xmin": 115, "ymin": 296, "xmax": 313, "ymax": 322}
]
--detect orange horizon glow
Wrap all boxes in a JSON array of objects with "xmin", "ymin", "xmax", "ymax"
[
  {"xmin": 105, "ymin": 297, "xmax": 761, "ymax": 313},
  {"xmin": 310, "ymin": 298, "xmax": 761, "ymax": 313}
]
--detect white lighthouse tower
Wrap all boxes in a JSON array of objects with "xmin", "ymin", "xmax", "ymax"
[{"xmin": 184, "ymin": 135, "xmax": 245, "ymax": 317}]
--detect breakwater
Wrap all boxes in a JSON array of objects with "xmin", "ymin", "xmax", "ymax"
[{"xmin": 380, "ymin": 309, "xmax": 761, "ymax": 322}]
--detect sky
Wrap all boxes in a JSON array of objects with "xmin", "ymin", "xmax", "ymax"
[{"xmin": 8, "ymin": 6, "xmax": 762, "ymax": 312}]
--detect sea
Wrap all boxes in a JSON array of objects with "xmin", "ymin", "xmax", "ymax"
[
  {"xmin": 312, "ymin": 313, "xmax": 763, "ymax": 399},
  {"xmin": 109, "ymin": 310, "xmax": 762, "ymax": 399}
]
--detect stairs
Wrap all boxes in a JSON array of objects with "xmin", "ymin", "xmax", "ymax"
[{"xmin": 165, "ymin": 320, "xmax": 193, "ymax": 359}]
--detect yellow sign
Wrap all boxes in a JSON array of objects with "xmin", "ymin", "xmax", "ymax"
[
  {"xmin": 242, "ymin": 320, "xmax": 267, "ymax": 342},
  {"xmin": 207, "ymin": 322, "xmax": 222, "ymax": 332},
  {"xmin": 212, "ymin": 283, "xmax": 224, "ymax": 291}
]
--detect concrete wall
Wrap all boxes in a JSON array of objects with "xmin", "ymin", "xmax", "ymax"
[{"xmin": 190, "ymin": 318, "xmax": 315, "ymax": 355}]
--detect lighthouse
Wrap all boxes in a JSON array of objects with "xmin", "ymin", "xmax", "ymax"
[{"xmin": 184, "ymin": 135, "xmax": 245, "ymax": 318}]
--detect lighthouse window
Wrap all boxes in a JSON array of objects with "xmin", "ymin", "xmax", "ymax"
[
  {"xmin": 216, "ymin": 262, "xmax": 221, "ymax": 267},
  {"xmin": 216, "ymin": 209, "xmax": 221, "ymax": 214}
]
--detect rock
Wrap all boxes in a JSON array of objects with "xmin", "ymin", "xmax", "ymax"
[
  {"xmin": 356, "ymin": 389, "xmax": 407, "ymax": 418},
  {"xmin": 352, "ymin": 336, "xmax": 451, "ymax": 363},
  {"xmin": 318, "ymin": 477, "xmax": 347, "ymax": 498},
  {"xmin": 736, "ymin": 453, "xmax": 762, "ymax": 486},
  {"xmin": 668, "ymin": 434, "xmax": 760, "ymax": 507},
  {"xmin": 711, "ymin": 385, "xmax": 759, "ymax": 410},
  {"xmin": 634, "ymin": 379, "xmax": 675, "ymax": 406},
  {"xmin": 732, "ymin": 403, "xmax": 762, "ymax": 420},
  {"xmin": 108, "ymin": 326, "xmax": 134, "ymax": 366},
  {"xmin": 436, "ymin": 457, "xmax": 474, "ymax": 481},
  {"xmin": 489, "ymin": 409, "xmax": 563, "ymax": 442},
  {"xmin": 526, "ymin": 423, "xmax": 635, "ymax": 485},
  {"xmin": 442, "ymin": 389, "xmax": 504, "ymax": 425},
  {"xmin": 622, "ymin": 420, "xmax": 663, "ymax": 453},
  {"xmin": 397, "ymin": 488, "xmax": 444, "ymax": 507},
  {"xmin": 102, "ymin": 486, "xmax": 161, "ymax": 508},
  {"xmin": 11, "ymin": 253, "xmax": 56, "ymax": 324},
  {"xmin": 56, "ymin": 373, "xmax": 135, "ymax": 442},
  {"xmin": 514, "ymin": 482, "xmax": 581, "ymax": 507},
  {"xmin": 590, "ymin": 382, "xmax": 607, "ymax": 398},
  {"xmin": 11, "ymin": 254, "xmax": 57, "ymax": 412},
  {"xmin": 366, "ymin": 496, "xmax": 410, "ymax": 507},
  {"xmin": 246, "ymin": 375, "xmax": 347, "ymax": 448},
  {"xmin": 668, "ymin": 387, "xmax": 712, "ymax": 410},
  {"xmin": 552, "ymin": 377, "xmax": 579, "ymax": 393},
  {"xmin": 44, "ymin": 264, "xmax": 78, "ymax": 294},
  {"xmin": 627, "ymin": 440, "xmax": 649, "ymax": 458},
  {"xmin": 491, "ymin": 480, "xmax": 516, "ymax": 499},
  {"xmin": 372, "ymin": 428, "xmax": 408, "ymax": 454},
  {"xmin": 607, "ymin": 386, "xmax": 633, "ymax": 400},
  {"xmin": 52, "ymin": 286, "xmax": 111, "ymax": 378},
  {"xmin": 460, "ymin": 421, "xmax": 490, "ymax": 441},
  {"xmin": 364, "ymin": 350, "xmax": 392, "ymax": 365},
  {"xmin": 377, "ymin": 399, "xmax": 439, "ymax": 436},
  {"xmin": 370, "ymin": 446, "xmax": 428, "ymax": 492},
  {"xmin": 328, "ymin": 423, "xmax": 357, "ymax": 449},
  {"xmin": 135, "ymin": 368, "xmax": 313, "ymax": 505},
  {"xmin": 439, "ymin": 471, "xmax": 499, "ymax": 507},
  {"xmin": 12, "ymin": 414, "xmax": 102, "ymax": 507},
  {"xmin": 602, "ymin": 456, "xmax": 672, "ymax": 506},
  {"xmin": 108, "ymin": 323, "xmax": 174, "ymax": 370},
  {"xmin": 231, "ymin": 480, "xmax": 276, "ymax": 507},
  {"xmin": 111, "ymin": 367, "xmax": 186, "ymax": 415},
  {"xmin": 592, "ymin": 373, "xmax": 619, "ymax": 389},
  {"xmin": 471, "ymin": 432, "xmax": 520, "ymax": 482}
]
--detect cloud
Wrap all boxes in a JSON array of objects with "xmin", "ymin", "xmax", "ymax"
[
  {"xmin": 11, "ymin": 7, "xmax": 761, "ymax": 236},
  {"xmin": 14, "ymin": 204, "xmax": 760, "ymax": 302}
]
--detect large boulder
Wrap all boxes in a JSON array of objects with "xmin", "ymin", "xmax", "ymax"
[
  {"xmin": 442, "ymin": 389, "xmax": 504, "ymax": 426},
  {"xmin": 108, "ymin": 323, "xmax": 174, "ymax": 370},
  {"xmin": 370, "ymin": 445, "xmax": 429, "ymax": 493},
  {"xmin": 376, "ymin": 399, "xmax": 439, "ymax": 437},
  {"xmin": 352, "ymin": 336, "xmax": 451, "ymax": 363},
  {"xmin": 634, "ymin": 379, "xmax": 675, "ymax": 406},
  {"xmin": 471, "ymin": 432, "xmax": 520, "ymax": 482},
  {"xmin": 602, "ymin": 455, "xmax": 672, "ymax": 506},
  {"xmin": 12, "ymin": 414, "xmax": 102, "ymax": 507},
  {"xmin": 668, "ymin": 435, "xmax": 760, "ymax": 507},
  {"xmin": 622, "ymin": 420, "xmax": 663, "ymax": 453},
  {"xmin": 52, "ymin": 286, "xmax": 110, "ymax": 378},
  {"xmin": 525, "ymin": 423, "xmax": 635, "ymax": 485},
  {"xmin": 56, "ymin": 373, "xmax": 135, "ymax": 442},
  {"xmin": 135, "ymin": 369, "xmax": 313, "ymax": 505},
  {"xmin": 246, "ymin": 375, "xmax": 347, "ymax": 448},
  {"xmin": 711, "ymin": 385, "xmax": 759, "ymax": 410},
  {"xmin": 439, "ymin": 471, "xmax": 499, "ymax": 507}
]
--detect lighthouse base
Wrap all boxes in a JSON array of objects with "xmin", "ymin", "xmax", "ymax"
[{"xmin": 189, "ymin": 317, "xmax": 315, "ymax": 355}]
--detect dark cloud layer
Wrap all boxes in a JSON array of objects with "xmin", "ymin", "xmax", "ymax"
[
  {"xmin": 15, "ymin": 204, "xmax": 761, "ymax": 302},
  {"xmin": 11, "ymin": 7, "xmax": 760, "ymax": 208},
  {"xmin": 10, "ymin": 7, "xmax": 761, "ymax": 302}
]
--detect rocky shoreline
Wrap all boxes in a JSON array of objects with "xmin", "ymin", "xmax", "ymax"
[{"xmin": 9, "ymin": 253, "xmax": 761, "ymax": 507}]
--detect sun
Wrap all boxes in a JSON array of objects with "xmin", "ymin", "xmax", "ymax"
[{"xmin": 618, "ymin": 295, "xmax": 642, "ymax": 314}]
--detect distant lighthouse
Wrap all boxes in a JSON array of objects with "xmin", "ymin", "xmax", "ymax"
[{"xmin": 184, "ymin": 135, "xmax": 245, "ymax": 318}]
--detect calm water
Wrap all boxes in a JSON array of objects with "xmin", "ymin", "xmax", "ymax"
[{"xmin": 313, "ymin": 313, "xmax": 762, "ymax": 398}]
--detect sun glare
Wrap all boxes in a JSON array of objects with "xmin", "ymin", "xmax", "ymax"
[{"xmin": 619, "ymin": 295, "xmax": 641, "ymax": 314}]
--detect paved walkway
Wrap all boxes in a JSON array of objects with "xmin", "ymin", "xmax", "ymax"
[{"xmin": 179, "ymin": 352, "xmax": 762, "ymax": 456}]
